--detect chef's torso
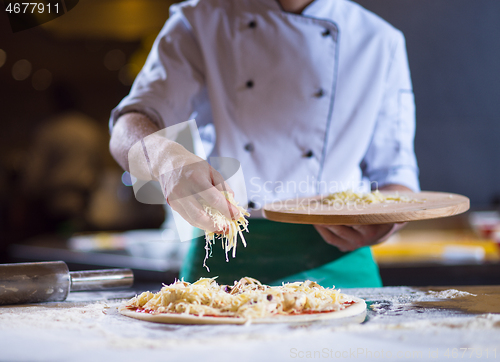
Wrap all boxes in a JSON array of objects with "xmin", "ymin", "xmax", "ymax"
[{"xmin": 111, "ymin": 0, "xmax": 419, "ymax": 210}]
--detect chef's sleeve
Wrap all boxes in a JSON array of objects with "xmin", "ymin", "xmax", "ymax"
[
  {"xmin": 109, "ymin": 9, "xmax": 205, "ymax": 132},
  {"xmin": 361, "ymin": 31, "xmax": 420, "ymax": 192}
]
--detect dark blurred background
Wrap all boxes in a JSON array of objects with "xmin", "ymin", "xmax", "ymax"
[
  {"xmin": 0, "ymin": 0, "xmax": 179, "ymax": 261},
  {"xmin": 0, "ymin": 0, "xmax": 499, "ymax": 282}
]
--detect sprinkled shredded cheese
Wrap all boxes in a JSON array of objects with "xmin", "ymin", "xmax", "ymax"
[
  {"xmin": 124, "ymin": 277, "xmax": 352, "ymax": 319},
  {"xmin": 321, "ymin": 190, "xmax": 415, "ymax": 206},
  {"xmin": 201, "ymin": 191, "xmax": 250, "ymax": 271}
]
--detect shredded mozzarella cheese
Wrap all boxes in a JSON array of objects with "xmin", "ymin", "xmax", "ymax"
[
  {"xmin": 125, "ymin": 277, "xmax": 352, "ymax": 319},
  {"xmin": 322, "ymin": 190, "xmax": 414, "ymax": 206},
  {"xmin": 201, "ymin": 191, "xmax": 250, "ymax": 271}
]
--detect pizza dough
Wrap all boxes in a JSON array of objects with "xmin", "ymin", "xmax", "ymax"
[
  {"xmin": 118, "ymin": 277, "xmax": 366, "ymax": 325},
  {"xmin": 119, "ymin": 297, "xmax": 366, "ymax": 325}
]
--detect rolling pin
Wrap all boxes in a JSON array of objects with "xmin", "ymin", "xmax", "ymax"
[{"xmin": 0, "ymin": 261, "xmax": 134, "ymax": 305}]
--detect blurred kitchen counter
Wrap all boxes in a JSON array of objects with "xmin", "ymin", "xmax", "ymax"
[
  {"xmin": 7, "ymin": 212, "xmax": 500, "ymax": 286},
  {"xmin": 373, "ymin": 213, "xmax": 500, "ymax": 286},
  {"xmin": 7, "ymin": 230, "xmax": 184, "ymax": 283}
]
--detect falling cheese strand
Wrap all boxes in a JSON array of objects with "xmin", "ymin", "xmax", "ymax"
[{"xmin": 201, "ymin": 191, "xmax": 250, "ymax": 271}]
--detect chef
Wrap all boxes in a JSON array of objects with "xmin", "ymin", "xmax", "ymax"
[{"xmin": 109, "ymin": 0, "xmax": 419, "ymax": 288}]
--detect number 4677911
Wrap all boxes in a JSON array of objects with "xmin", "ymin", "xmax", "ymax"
[{"xmin": 5, "ymin": 2, "xmax": 60, "ymax": 14}]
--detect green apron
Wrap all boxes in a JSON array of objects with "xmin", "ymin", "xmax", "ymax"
[{"xmin": 180, "ymin": 219, "xmax": 382, "ymax": 289}]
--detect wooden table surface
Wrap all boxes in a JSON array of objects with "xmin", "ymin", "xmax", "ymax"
[
  {"xmin": 1, "ymin": 284, "xmax": 499, "ymax": 361},
  {"xmin": 414, "ymin": 285, "xmax": 500, "ymax": 314}
]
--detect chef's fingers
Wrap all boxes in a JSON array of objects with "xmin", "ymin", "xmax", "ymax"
[
  {"xmin": 350, "ymin": 223, "xmax": 395, "ymax": 244},
  {"xmin": 316, "ymin": 223, "xmax": 401, "ymax": 251},
  {"xmin": 210, "ymin": 167, "xmax": 236, "ymax": 197},
  {"xmin": 170, "ymin": 196, "xmax": 218, "ymax": 232},
  {"xmin": 197, "ymin": 186, "xmax": 241, "ymax": 220},
  {"xmin": 325, "ymin": 225, "xmax": 365, "ymax": 248},
  {"xmin": 210, "ymin": 167, "xmax": 237, "ymax": 201},
  {"xmin": 314, "ymin": 225, "xmax": 361, "ymax": 252}
]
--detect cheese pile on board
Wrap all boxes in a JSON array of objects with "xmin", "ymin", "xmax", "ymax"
[{"xmin": 322, "ymin": 190, "xmax": 414, "ymax": 206}]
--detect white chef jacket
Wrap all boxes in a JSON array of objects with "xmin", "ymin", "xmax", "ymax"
[{"xmin": 110, "ymin": 0, "xmax": 420, "ymax": 210}]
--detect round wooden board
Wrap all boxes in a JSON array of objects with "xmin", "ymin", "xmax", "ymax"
[
  {"xmin": 119, "ymin": 298, "xmax": 366, "ymax": 325},
  {"xmin": 262, "ymin": 191, "xmax": 470, "ymax": 225}
]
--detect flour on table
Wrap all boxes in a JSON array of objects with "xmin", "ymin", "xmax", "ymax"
[
  {"xmin": 427, "ymin": 289, "xmax": 477, "ymax": 298},
  {"xmin": 0, "ymin": 301, "xmax": 110, "ymax": 330}
]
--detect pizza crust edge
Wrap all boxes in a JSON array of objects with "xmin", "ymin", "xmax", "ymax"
[{"xmin": 118, "ymin": 297, "xmax": 366, "ymax": 325}]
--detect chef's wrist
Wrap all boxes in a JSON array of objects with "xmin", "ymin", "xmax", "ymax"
[
  {"xmin": 149, "ymin": 137, "xmax": 202, "ymax": 182},
  {"xmin": 123, "ymin": 123, "xmax": 181, "ymax": 183}
]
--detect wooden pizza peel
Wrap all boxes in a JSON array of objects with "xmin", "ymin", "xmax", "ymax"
[{"xmin": 262, "ymin": 191, "xmax": 470, "ymax": 225}]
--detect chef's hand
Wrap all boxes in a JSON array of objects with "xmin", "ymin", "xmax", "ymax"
[
  {"xmin": 156, "ymin": 141, "xmax": 241, "ymax": 232},
  {"xmin": 315, "ymin": 184, "xmax": 412, "ymax": 252},
  {"xmin": 111, "ymin": 112, "xmax": 240, "ymax": 232},
  {"xmin": 314, "ymin": 223, "xmax": 404, "ymax": 252}
]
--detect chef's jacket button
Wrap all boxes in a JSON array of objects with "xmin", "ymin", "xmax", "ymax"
[
  {"xmin": 304, "ymin": 150, "xmax": 314, "ymax": 158},
  {"xmin": 244, "ymin": 143, "xmax": 254, "ymax": 152},
  {"xmin": 248, "ymin": 201, "xmax": 256, "ymax": 209},
  {"xmin": 322, "ymin": 29, "xmax": 331, "ymax": 37},
  {"xmin": 314, "ymin": 89, "xmax": 325, "ymax": 98},
  {"xmin": 248, "ymin": 20, "xmax": 257, "ymax": 28},
  {"xmin": 246, "ymin": 80, "xmax": 254, "ymax": 88}
]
